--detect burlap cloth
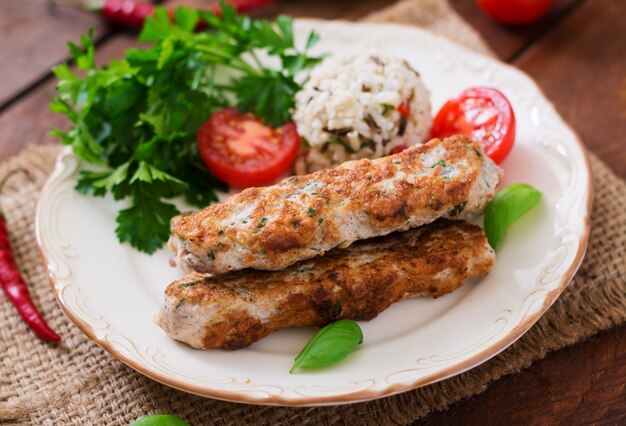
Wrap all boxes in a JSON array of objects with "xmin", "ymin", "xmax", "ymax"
[{"xmin": 0, "ymin": 0, "xmax": 624, "ymax": 424}]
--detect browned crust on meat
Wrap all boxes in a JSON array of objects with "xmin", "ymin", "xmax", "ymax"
[
  {"xmin": 171, "ymin": 136, "xmax": 492, "ymax": 273},
  {"xmin": 162, "ymin": 220, "xmax": 495, "ymax": 350}
]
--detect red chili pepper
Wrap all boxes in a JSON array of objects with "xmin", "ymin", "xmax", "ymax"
[
  {"xmin": 397, "ymin": 103, "xmax": 411, "ymax": 116},
  {"xmin": 101, "ymin": 0, "xmax": 155, "ymax": 28},
  {"xmin": 391, "ymin": 145, "xmax": 408, "ymax": 155},
  {"xmin": 100, "ymin": 0, "xmax": 274, "ymax": 29},
  {"xmin": 0, "ymin": 171, "xmax": 60, "ymax": 342}
]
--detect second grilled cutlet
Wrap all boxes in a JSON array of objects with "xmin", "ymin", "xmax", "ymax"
[
  {"xmin": 157, "ymin": 220, "xmax": 495, "ymax": 350},
  {"xmin": 169, "ymin": 135, "xmax": 502, "ymax": 274}
]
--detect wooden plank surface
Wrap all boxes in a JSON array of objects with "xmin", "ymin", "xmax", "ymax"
[
  {"xmin": 422, "ymin": 324, "xmax": 626, "ymax": 425},
  {"xmin": 0, "ymin": 35, "xmax": 137, "ymax": 160},
  {"xmin": 0, "ymin": 0, "xmax": 109, "ymax": 107},
  {"xmin": 515, "ymin": 0, "xmax": 626, "ymax": 178},
  {"xmin": 0, "ymin": 0, "xmax": 624, "ymax": 424},
  {"xmin": 449, "ymin": 0, "xmax": 583, "ymax": 61}
]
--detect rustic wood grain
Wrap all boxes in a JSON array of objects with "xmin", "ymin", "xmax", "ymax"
[
  {"xmin": 516, "ymin": 0, "xmax": 626, "ymax": 178},
  {"xmin": 247, "ymin": 0, "xmax": 354, "ymax": 19},
  {"xmin": 335, "ymin": 0, "xmax": 400, "ymax": 20},
  {"xmin": 0, "ymin": 0, "xmax": 624, "ymax": 423},
  {"xmin": 449, "ymin": 0, "xmax": 583, "ymax": 61},
  {"xmin": 0, "ymin": 35, "xmax": 137, "ymax": 160},
  {"xmin": 421, "ymin": 324, "xmax": 626, "ymax": 425},
  {"xmin": 0, "ymin": 0, "xmax": 109, "ymax": 108}
]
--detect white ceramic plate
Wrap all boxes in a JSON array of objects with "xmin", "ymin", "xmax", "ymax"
[{"xmin": 36, "ymin": 20, "xmax": 592, "ymax": 406}]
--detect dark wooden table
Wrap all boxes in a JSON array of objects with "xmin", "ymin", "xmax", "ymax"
[{"xmin": 1, "ymin": 0, "xmax": 624, "ymax": 423}]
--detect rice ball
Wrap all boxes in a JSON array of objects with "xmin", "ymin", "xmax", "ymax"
[{"xmin": 293, "ymin": 51, "xmax": 432, "ymax": 174}]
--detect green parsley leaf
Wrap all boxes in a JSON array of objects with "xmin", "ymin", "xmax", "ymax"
[
  {"xmin": 251, "ymin": 16, "xmax": 294, "ymax": 55},
  {"xmin": 233, "ymin": 73, "xmax": 300, "ymax": 127},
  {"xmin": 281, "ymin": 54, "xmax": 323, "ymax": 77},
  {"xmin": 173, "ymin": 6, "xmax": 199, "ymax": 32},
  {"xmin": 139, "ymin": 8, "xmax": 173, "ymax": 42},
  {"xmin": 305, "ymin": 31, "xmax": 320, "ymax": 50},
  {"xmin": 50, "ymin": 4, "xmax": 320, "ymax": 253},
  {"xmin": 115, "ymin": 191, "xmax": 179, "ymax": 254}
]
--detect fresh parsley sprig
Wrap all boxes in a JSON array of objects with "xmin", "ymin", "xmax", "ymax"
[{"xmin": 50, "ymin": 5, "xmax": 321, "ymax": 253}]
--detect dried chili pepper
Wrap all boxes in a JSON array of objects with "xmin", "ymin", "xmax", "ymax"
[
  {"xmin": 0, "ymin": 170, "xmax": 60, "ymax": 342},
  {"xmin": 101, "ymin": 0, "xmax": 156, "ymax": 28},
  {"xmin": 99, "ymin": 0, "xmax": 274, "ymax": 29}
]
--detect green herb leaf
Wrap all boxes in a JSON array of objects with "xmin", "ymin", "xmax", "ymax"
[
  {"xmin": 115, "ymin": 192, "xmax": 180, "ymax": 254},
  {"xmin": 257, "ymin": 217, "xmax": 268, "ymax": 228},
  {"xmin": 484, "ymin": 183, "xmax": 542, "ymax": 250},
  {"xmin": 173, "ymin": 6, "xmax": 199, "ymax": 32},
  {"xmin": 233, "ymin": 73, "xmax": 301, "ymax": 127},
  {"xmin": 139, "ymin": 8, "xmax": 173, "ymax": 42},
  {"xmin": 251, "ymin": 16, "xmax": 294, "ymax": 55},
  {"xmin": 131, "ymin": 414, "xmax": 189, "ymax": 426},
  {"xmin": 305, "ymin": 31, "xmax": 320, "ymax": 50},
  {"xmin": 67, "ymin": 28, "xmax": 96, "ymax": 71},
  {"xmin": 381, "ymin": 103, "xmax": 395, "ymax": 115},
  {"xmin": 290, "ymin": 320, "xmax": 363, "ymax": 374},
  {"xmin": 50, "ymin": 4, "xmax": 321, "ymax": 253},
  {"xmin": 324, "ymin": 137, "xmax": 357, "ymax": 154},
  {"xmin": 359, "ymin": 139, "xmax": 374, "ymax": 150},
  {"xmin": 448, "ymin": 201, "xmax": 467, "ymax": 217},
  {"xmin": 281, "ymin": 54, "xmax": 323, "ymax": 77}
]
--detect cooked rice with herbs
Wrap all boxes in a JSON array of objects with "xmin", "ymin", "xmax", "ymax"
[{"xmin": 293, "ymin": 52, "xmax": 432, "ymax": 174}]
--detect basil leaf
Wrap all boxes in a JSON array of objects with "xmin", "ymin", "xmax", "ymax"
[
  {"xmin": 131, "ymin": 414, "xmax": 189, "ymax": 426},
  {"xmin": 484, "ymin": 183, "xmax": 542, "ymax": 250},
  {"xmin": 290, "ymin": 320, "xmax": 363, "ymax": 374}
]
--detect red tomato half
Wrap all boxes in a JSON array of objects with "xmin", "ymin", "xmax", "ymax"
[
  {"xmin": 198, "ymin": 108, "xmax": 299, "ymax": 188},
  {"xmin": 477, "ymin": 0, "xmax": 554, "ymax": 25},
  {"xmin": 430, "ymin": 87, "xmax": 515, "ymax": 164}
]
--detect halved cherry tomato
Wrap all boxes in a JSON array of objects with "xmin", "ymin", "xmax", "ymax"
[
  {"xmin": 430, "ymin": 87, "xmax": 515, "ymax": 164},
  {"xmin": 477, "ymin": 0, "xmax": 554, "ymax": 26},
  {"xmin": 198, "ymin": 108, "xmax": 299, "ymax": 188}
]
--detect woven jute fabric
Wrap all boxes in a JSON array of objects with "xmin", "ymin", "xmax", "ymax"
[{"xmin": 1, "ymin": 0, "xmax": 624, "ymax": 424}]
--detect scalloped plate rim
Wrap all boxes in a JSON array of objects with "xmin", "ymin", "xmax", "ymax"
[{"xmin": 35, "ymin": 19, "xmax": 592, "ymax": 406}]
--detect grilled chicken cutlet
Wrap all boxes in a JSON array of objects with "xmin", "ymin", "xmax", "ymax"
[
  {"xmin": 157, "ymin": 220, "xmax": 495, "ymax": 350},
  {"xmin": 169, "ymin": 135, "xmax": 502, "ymax": 274}
]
